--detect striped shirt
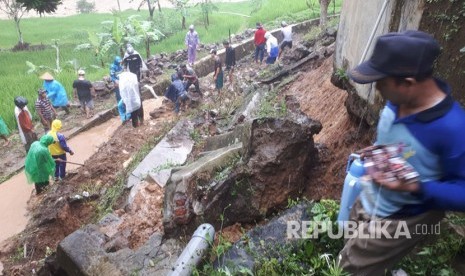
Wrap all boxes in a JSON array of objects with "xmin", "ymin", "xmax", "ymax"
[{"xmin": 35, "ymin": 97, "xmax": 54, "ymax": 120}]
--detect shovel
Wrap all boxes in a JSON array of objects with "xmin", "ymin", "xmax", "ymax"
[{"xmin": 55, "ymin": 159, "xmax": 85, "ymax": 166}]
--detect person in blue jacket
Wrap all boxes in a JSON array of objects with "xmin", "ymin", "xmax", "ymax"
[
  {"xmin": 40, "ymin": 72, "xmax": 70, "ymax": 114},
  {"xmin": 110, "ymin": 56, "xmax": 123, "ymax": 103},
  {"xmin": 338, "ymin": 30, "xmax": 465, "ymax": 275},
  {"xmin": 165, "ymin": 71, "xmax": 188, "ymax": 113},
  {"xmin": 117, "ymin": 99, "xmax": 131, "ymax": 123}
]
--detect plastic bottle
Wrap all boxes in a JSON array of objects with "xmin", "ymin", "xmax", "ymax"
[{"xmin": 337, "ymin": 154, "xmax": 365, "ymax": 227}]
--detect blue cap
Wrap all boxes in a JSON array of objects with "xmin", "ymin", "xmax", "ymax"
[{"xmin": 349, "ymin": 30, "xmax": 440, "ymax": 84}]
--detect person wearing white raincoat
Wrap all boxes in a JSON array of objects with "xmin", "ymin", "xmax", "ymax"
[{"xmin": 119, "ymin": 71, "xmax": 143, "ymax": 127}]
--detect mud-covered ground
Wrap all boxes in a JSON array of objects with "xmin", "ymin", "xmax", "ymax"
[
  {"xmin": 0, "ymin": 93, "xmax": 118, "ymax": 183},
  {"xmin": 0, "ymin": 35, "xmax": 374, "ymax": 274}
]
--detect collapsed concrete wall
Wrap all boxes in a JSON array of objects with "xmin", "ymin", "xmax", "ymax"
[{"xmin": 335, "ymin": 0, "xmax": 465, "ymax": 125}]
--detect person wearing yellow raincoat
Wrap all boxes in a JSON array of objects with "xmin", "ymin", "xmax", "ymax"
[
  {"xmin": 25, "ymin": 135, "xmax": 56, "ymax": 194},
  {"xmin": 47, "ymin": 120, "xmax": 74, "ymax": 181}
]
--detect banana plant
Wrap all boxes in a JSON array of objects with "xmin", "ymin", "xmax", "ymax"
[{"xmin": 128, "ymin": 16, "xmax": 164, "ymax": 58}]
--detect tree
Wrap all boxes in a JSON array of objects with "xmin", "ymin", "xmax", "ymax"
[
  {"xmin": 16, "ymin": 0, "xmax": 62, "ymax": 15},
  {"xmin": 168, "ymin": 0, "xmax": 189, "ymax": 29},
  {"xmin": 318, "ymin": 0, "xmax": 330, "ymax": 28},
  {"xmin": 135, "ymin": 0, "xmax": 162, "ymax": 21},
  {"xmin": 0, "ymin": 0, "xmax": 26, "ymax": 44},
  {"xmin": 196, "ymin": 0, "xmax": 217, "ymax": 29},
  {"xmin": 249, "ymin": 0, "xmax": 262, "ymax": 14},
  {"xmin": 82, "ymin": 14, "xmax": 164, "ymax": 62},
  {"xmin": 76, "ymin": 0, "xmax": 95, "ymax": 14},
  {"xmin": 129, "ymin": 17, "xmax": 164, "ymax": 58}
]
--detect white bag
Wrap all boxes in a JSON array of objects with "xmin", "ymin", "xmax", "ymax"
[{"xmin": 119, "ymin": 71, "xmax": 141, "ymax": 114}]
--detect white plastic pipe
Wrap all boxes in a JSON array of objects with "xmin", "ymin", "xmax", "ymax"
[
  {"xmin": 143, "ymin": 84, "xmax": 158, "ymax": 99},
  {"xmin": 168, "ymin": 223, "xmax": 215, "ymax": 276},
  {"xmin": 359, "ymin": 0, "xmax": 391, "ymax": 64}
]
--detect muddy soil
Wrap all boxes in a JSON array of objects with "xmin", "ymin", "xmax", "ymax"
[
  {"xmin": 280, "ymin": 57, "xmax": 374, "ymax": 200},
  {"xmin": 0, "ymin": 35, "xmax": 375, "ymax": 274},
  {"xmin": 0, "ymin": 97, "xmax": 177, "ymax": 274}
]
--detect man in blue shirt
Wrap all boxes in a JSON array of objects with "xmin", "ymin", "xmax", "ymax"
[
  {"xmin": 339, "ymin": 30, "xmax": 465, "ymax": 275},
  {"xmin": 165, "ymin": 71, "xmax": 188, "ymax": 113}
]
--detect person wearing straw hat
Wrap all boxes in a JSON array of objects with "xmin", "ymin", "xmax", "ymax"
[
  {"xmin": 35, "ymin": 88, "xmax": 57, "ymax": 133},
  {"xmin": 73, "ymin": 69, "xmax": 95, "ymax": 119},
  {"xmin": 338, "ymin": 30, "xmax": 465, "ymax": 275},
  {"xmin": 40, "ymin": 72, "xmax": 70, "ymax": 115},
  {"xmin": 185, "ymin": 25, "xmax": 200, "ymax": 66}
]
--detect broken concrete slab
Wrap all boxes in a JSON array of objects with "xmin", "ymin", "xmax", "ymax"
[
  {"xmin": 227, "ymin": 88, "xmax": 268, "ymax": 129},
  {"xmin": 57, "ymin": 226, "xmax": 182, "ymax": 276},
  {"xmin": 203, "ymin": 123, "xmax": 252, "ymax": 152},
  {"xmin": 163, "ymin": 143, "xmax": 243, "ymax": 235},
  {"xmin": 127, "ymin": 119, "xmax": 194, "ymax": 203},
  {"xmin": 56, "ymin": 225, "xmax": 108, "ymax": 276}
]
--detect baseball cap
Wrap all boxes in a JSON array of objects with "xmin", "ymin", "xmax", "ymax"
[
  {"xmin": 78, "ymin": 69, "xmax": 85, "ymax": 75},
  {"xmin": 348, "ymin": 30, "xmax": 440, "ymax": 84},
  {"xmin": 189, "ymin": 25, "xmax": 194, "ymax": 30}
]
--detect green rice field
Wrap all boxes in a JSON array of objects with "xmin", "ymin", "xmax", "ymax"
[{"xmin": 0, "ymin": 0, "xmax": 342, "ymax": 130}]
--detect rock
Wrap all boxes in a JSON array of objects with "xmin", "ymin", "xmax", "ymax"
[
  {"xmin": 56, "ymin": 225, "xmax": 108, "ymax": 275},
  {"xmin": 326, "ymin": 26, "xmax": 338, "ymax": 37},
  {"xmin": 92, "ymin": 81, "xmax": 107, "ymax": 92},
  {"xmin": 144, "ymin": 184, "xmax": 158, "ymax": 193},
  {"xmin": 163, "ymin": 114, "xmax": 322, "ymax": 238},
  {"xmin": 167, "ymin": 63, "xmax": 178, "ymax": 69},
  {"xmin": 153, "ymin": 68, "xmax": 163, "ymax": 75},
  {"xmin": 216, "ymin": 202, "xmax": 313, "ymax": 272},
  {"xmin": 0, "ymin": 261, "xmax": 3, "ymax": 276}
]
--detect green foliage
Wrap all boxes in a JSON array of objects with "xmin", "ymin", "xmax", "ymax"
[
  {"xmin": 195, "ymin": 0, "xmax": 219, "ymax": 28},
  {"xmin": 10, "ymin": 245, "xmax": 25, "ymax": 262},
  {"xmin": 334, "ymin": 68, "xmax": 348, "ymax": 82},
  {"xmin": 0, "ymin": 0, "xmax": 327, "ymax": 137},
  {"xmin": 189, "ymin": 128, "xmax": 202, "ymax": 143},
  {"xmin": 17, "ymin": 0, "xmax": 61, "ymax": 15},
  {"xmin": 76, "ymin": 0, "xmax": 95, "ymax": 14},
  {"xmin": 429, "ymin": 1, "xmax": 465, "ymax": 41},
  {"xmin": 257, "ymin": 87, "xmax": 287, "ymax": 119},
  {"xmin": 152, "ymin": 160, "xmax": 181, "ymax": 173},
  {"xmin": 398, "ymin": 219, "xmax": 465, "ymax": 275}
]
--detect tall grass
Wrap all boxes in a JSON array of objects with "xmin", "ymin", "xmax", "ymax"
[{"xmin": 0, "ymin": 0, "xmax": 341, "ymax": 130}]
